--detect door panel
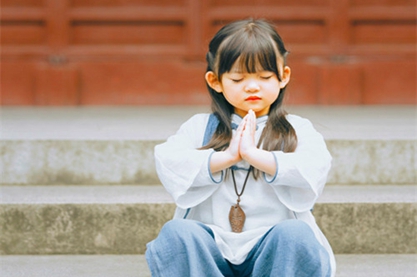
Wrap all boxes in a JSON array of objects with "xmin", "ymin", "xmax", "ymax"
[{"xmin": 1, "ymin": 0, "xmax": 415, "ymax": 105}]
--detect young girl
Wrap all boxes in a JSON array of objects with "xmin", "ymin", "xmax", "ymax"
[{"xmin": 146, "ymin": 19, "xmax": 335, "ymax": 277}]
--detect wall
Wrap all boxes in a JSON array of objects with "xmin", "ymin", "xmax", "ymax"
[{"xmin": 1, "ymin": 0, "xmax": 416, "ymax": 105}]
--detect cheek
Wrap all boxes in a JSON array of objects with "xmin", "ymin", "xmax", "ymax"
[
  {"xmin": 222, "ymin": 85, "xmax": 240, "ymax": 97},
  {"xmin": 267, "ymin": 86, "xmax": 281, "ymax": 102},
  {"xmin": 223, "ymin": 91, "xmax": 239, "ymax": 104},
  {"xmin": 271, "ymin": 82, "xmax": 282, "ymax": 95},
  {"xmin": 222, "ymin": 90, "xmax": 243, "ymax": 107}
]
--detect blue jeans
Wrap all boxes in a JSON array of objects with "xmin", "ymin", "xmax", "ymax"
[{"xmin": 146, "ymin": 219, "xmax": 331, "ymax": 277}]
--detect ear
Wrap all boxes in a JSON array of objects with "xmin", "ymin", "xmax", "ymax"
[
  {"xmin": 279, "ymin": 66, "xmax": 291, "ymax": 89},
  {"xmin": 205, "ymin": 71, "xmax": 223, "ymax": 93}
]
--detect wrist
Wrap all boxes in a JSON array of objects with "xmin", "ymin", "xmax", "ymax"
[
  {"xmin": 225, "ymin": 150, "xmax": 241, "ymax": 165},
  {"xmin": 240, "ymin": 146, "xmax": 258, "ymax": 162},
  {"xmin": 210, "ymin": 150, "xmax": 241, "ymax": 173},
  {"xmin": 241, "ymin": 148, "xmax": 277, "ymax": 176}
]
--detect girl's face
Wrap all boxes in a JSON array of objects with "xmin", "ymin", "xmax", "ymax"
[{"xmin": 206, "ymin": 62, "xmax": 291, "ymax": 118}]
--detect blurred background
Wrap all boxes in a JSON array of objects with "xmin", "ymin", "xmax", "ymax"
[
  {"xmin": 1, "ymin": 0, "xmax": 416, "ymax": 106},
  {"xmin": 1, "ymin": 2, "xmax": 416, "ymax": 276}
]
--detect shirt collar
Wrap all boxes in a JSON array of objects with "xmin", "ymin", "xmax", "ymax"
[{"xmin": 231, "ymin": 114, "xmax": 268, "ymax": 130}]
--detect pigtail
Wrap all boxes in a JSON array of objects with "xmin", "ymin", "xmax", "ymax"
[{"xmin": 259, "ymin": 88, "xmax": 297, "ymax": 153}]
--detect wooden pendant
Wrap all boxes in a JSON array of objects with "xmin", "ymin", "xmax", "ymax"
[{"xmin": 229, "ymin": 202, "xmax": 245, "ymax": 233}]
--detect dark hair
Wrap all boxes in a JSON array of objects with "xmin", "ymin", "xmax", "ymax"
[{"xmin": 202, "ymin": 19, "xmax": 297, "ymax": 165}]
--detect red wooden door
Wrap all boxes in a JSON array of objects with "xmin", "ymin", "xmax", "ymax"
[{"xmin": 1, "ymin": 0, "xmax": 416, "ymax": 105}]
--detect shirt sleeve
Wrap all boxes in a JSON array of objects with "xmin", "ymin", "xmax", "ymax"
[
  {"xmin": 154, "ymin": 114, "xmax": 223, "ymax": 209},
  {"xmin": 264, "ymin": 115, "xmax": 332, "ymax": 212}
]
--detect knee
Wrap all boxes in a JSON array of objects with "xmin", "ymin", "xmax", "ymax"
[
  {"xmin": 159, "ymin": 219, "xmax": 209, "ymax": 240},
  {"xmin": 268, "ymin": 220, "xmax": 331, "ymax": 273},
  {"xmin": 149, "ymin": 219, "xmax": 192, "ymax": 252},
  {"xmin": 149, "ymin": 219, "xmax": 212, "ymax": 255},
  {"xmin": 270, "ymin": 220, "xmax": 316, "ymax": 247},
  {"xmin": 160, "ymin": 219, "xmax": 186, "ymax": 233},
  {"xmin": 273, "ymin": 219, "xmax": 312, "ymax": 235},
  {"xmin": 160, "ymin": 219, "xmax": 189, "ymax": 237},
  {"xmin": 146, "ymin": 220, "xmax": 196, "ymax": 269}
]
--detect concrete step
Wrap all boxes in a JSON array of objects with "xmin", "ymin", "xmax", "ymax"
[
  {"xmin": 1, "ymin": 185, "xmax": 415, "ymax": 255},
  {"xmin": 1, "ymin": 254, "xmax": 416, "ymax": 277},
  {"xmin": 1, "ymin": 106, "xmax": 416, "ymax": 186},
  {"xmin": 1, "ymin": 139, "xmax": 415, "ymax": 186}
]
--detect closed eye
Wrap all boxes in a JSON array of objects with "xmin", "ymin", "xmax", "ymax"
[
  {"xmin": 261, "ymin": 75, "xmax": 273, "ymax": 80},
  {"xmin": 231, "ymin": 78, "xmax": 243, "ymax": 83}
]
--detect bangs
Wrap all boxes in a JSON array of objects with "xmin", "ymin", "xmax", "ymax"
[{"xmin": 217, "ymin": 29, "xmax": 280, "ymax": 79}]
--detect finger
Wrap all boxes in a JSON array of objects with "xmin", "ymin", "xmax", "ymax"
[
  {"xmin": 237, "ymin": 118, "xmax": 247, "ymax": 136},
  {"xmin": 242, "ymin": 119, "xmax": 253, "ymax": 139},
  {"xmin": 248, "ymin": 110, "xmax": 256, "ymax": 134},
  {"xmin": 250, "ymin": 109, "xmax": 256, "ymax": 120}
]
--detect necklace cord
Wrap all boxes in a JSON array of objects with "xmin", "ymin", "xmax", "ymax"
[{"xmin": 231, "ymin": 166, "xmax": 253, "ymax": 200}]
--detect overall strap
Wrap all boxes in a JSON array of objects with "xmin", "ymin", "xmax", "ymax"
[{"xmin": 202, "ymin": 113, "xmax": 219, "ymax": 146}]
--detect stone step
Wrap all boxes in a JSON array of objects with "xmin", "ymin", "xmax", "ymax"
[
  {"xmin": 1, "ymin": 185, "xmax": 415, "ymax": 255},
  {"xmin": 1, "ymin": 139, "xmax": 415, "ymax": 186},
  {"xmin": 1, "ymin": 106, "xmax": 416, "ymax": 186},
  {"xmin": 1, "ymin": 254, "xmax": 416, "ymax": 277}
]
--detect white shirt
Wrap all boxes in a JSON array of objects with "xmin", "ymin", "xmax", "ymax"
[{"xmin": 154, "ymin": 113, "xmax": 336, "ymax": 277}]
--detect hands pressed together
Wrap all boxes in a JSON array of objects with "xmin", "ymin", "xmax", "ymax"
[
  {"xmin": 210, "ymin": 110, "xmax": 277, "ymax": 176},
  {"xmin": 228, "ymin": 109, "xmax": 257, "ymax": 163}
]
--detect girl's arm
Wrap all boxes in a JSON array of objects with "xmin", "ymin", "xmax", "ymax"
[
  {"xmin": 155, "ymin": 114, "xmax": 225, "ymax": 209},
  {"xmin": 264, "ymin": 116, "xmax": 332, "ymax": 212}
]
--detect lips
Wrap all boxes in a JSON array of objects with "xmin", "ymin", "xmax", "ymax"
[{"xmin": 245, "ymin": 96, "xmax": 261, "ymax": 101}]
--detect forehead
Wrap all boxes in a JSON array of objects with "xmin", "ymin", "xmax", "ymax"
[{"xmin": 227, "ymin": 55, "xmax": 284, "ymax": 73}]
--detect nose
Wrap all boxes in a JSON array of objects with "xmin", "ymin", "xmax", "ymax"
[{"xmin": 245, "ymin": 79, "xmax": 260, "ymax": 92}]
